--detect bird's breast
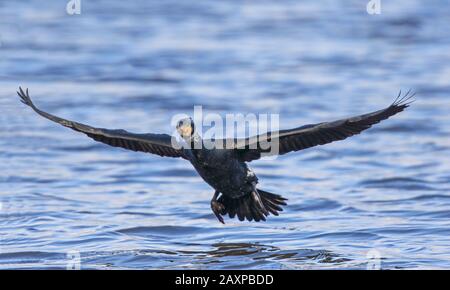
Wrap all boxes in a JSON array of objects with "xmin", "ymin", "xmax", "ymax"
[{"xmin": 189, "ymin": 150, "xmax": 257, "ymax": 196}]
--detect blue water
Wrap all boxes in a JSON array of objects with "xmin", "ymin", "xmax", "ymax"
[{"xmin": 1, "ymin": 0, "xmax": 450, "ymax": 269}]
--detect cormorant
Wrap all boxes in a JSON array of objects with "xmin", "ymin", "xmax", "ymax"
[{"xmin": 17, "ymin": 87, "xmax": 414, "ymax": 223}]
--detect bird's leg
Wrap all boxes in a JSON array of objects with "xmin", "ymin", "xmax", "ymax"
[
  {"xmin": 211, "ymin": 190, "xmax": 225, "ymax": 224},
  {"xmin": 251, "ymin": 182, "xmax": 269, "ymax": 216}
]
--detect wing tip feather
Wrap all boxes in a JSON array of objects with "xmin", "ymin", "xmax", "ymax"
[
  {"xmin": 392, "ymin": 89, "xmax": 416, "ymax": 108},
  {"xmin": 17, "ymin": 86, "xmax": 34, "ymax": 107}
]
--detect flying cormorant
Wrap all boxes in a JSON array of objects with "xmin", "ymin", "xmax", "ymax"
[{"xmin": 17, "ymin": 87, "xmax": 414, "ymax": 223}]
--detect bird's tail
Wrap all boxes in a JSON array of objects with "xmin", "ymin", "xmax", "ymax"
[{"xmin": 217, "ymin": 189, "xmax": 287, "ymax": 222}]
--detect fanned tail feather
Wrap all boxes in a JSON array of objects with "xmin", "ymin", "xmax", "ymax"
[{"xmin": 217, "ymin": 189, "xmax": 287, "ymax": 222}]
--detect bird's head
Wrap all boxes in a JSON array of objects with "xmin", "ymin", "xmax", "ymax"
[{"xmin": 176, "ymin": 117, "xmax": 195, "ymax": 139}]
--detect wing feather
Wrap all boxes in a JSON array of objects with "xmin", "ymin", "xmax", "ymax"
[
  {"xmin": 227, "ymin": 91, "xmax": 415, "ymax": 162},
  {"xmin": 17, "ymin": 87, "xmax": 185, "ymax": 159}
]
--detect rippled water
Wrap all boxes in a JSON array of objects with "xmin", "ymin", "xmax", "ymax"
[{"xmin": 1, "ymin": 0, "xmax": 450, "ymax": 269}]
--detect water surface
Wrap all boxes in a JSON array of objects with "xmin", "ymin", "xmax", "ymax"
[{"xmin": 0, "ymin": 0, "xmax": 450, "ymax": 269}]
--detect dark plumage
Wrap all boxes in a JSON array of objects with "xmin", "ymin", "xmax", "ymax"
[{"xmin": 17, "ymin": 87, "xmax": 414, "ymax": 223}]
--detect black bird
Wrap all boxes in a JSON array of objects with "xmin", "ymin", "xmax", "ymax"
[{"xmin": 17, "ymin": 87, "xmax": 414, "ymax": 223}]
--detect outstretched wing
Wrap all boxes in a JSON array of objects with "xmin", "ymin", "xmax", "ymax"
[
  {"xmin": 17, "ymin": 87, "xmax": 185, "ymax": 158},
  {"xmin": 228, "ymin": 91, "xmax": 415, "ymax": 162}
]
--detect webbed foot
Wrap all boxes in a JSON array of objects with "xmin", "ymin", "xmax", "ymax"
[{"xmin": 211, "ymin": 191, "xmax": 225, "ymax": 224}]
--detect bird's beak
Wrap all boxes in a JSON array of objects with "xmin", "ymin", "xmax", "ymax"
[{"xmin": 177, "ymin": 124, "xmax": 193, "ymax": 138}]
